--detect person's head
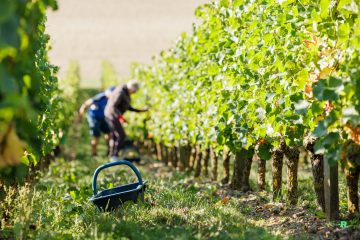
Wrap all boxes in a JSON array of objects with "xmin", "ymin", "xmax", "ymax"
[{"xmin": 127, "ymin": 80, "xmax": 139, "ymax": 94}]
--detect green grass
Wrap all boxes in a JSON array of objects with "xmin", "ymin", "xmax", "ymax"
[
  {"xmin": 2, "ymin": 89, "xmax": 358, "ymax": 239},
  {"xmin": 0, "ymin": 113, "xmax": 280, "ymax": 239}
]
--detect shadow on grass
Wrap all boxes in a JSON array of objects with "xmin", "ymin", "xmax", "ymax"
[{"xmin": 95, "ymin": 218, "xmax": 281, "ymax": 240}]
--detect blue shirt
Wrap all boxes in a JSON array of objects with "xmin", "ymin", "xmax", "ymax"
[{"xmin": 88, "ymin": 93, "xmax": 108, "ymax": 120}]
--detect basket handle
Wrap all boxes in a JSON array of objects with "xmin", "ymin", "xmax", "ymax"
[{"xmin": 92, "ymin": 159, "xmax": 143, "ymax": 195}]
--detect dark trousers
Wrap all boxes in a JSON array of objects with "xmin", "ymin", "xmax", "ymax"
[{"xmin": 105, "ymin": 116, "xmax": 126, "ymax": 157}]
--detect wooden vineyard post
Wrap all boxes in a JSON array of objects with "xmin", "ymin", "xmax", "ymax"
[
  {"xmin": 188, "ymin": 145, "xmax": 196, "ymax": 170},
  {"xmin": 221, "ymin": 149, "xmax": 230, "ymax": 184},
  {"xmin": 179, "ymin": 145, "xmax": 187, "ymax": 171},
  {"xmin": 163, "ymin": 146, "xmax": 169, "ymax": 166},
  {"xmin": 156, "ymin": 143, "xmax": 162, "ymax": 161},
  {"xmin": 323, "ymin": 157, "xmax": 339, "ymax": 221},
  {"xmin": 257, "ymin": 157, "xmax": 266, "ymax": 191},
  {"xmin": 210, "ymin": 147, "xmax": 218, "ymax": 181},
  {"xmin": 284, "ymin": 146, "xmax": 300, "ymax": 205},
  {"xmin": 230, "ymin": 152, "xmax": 245, "ymax": 190},
  {"xmin": 203, "ymin": 147, "xmax": 210, "ymax": 177},
  {"xmin": 151, "ymin": 141, "xmax": 157, "ymax": 158},
  {"xmin": 272, "ymin": 146, "xmax": 284, "ymax": 201},
  {"xmin": 194, "ymin": 145, "xmax": 203, "ymax": 177},
  {"xmin": 172, "ymin": 146, "xmax": 179, "ymax": 169}
]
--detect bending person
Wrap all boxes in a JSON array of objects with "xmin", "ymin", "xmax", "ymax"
[
  {"xmin": 78, "ymin": 87, "xmax": 115, "ymax": 156},
  {"xmin": 104, "ymin": 80, "xmax": 148, "ymax": 159}
]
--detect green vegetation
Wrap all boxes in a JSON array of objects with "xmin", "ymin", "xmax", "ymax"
[
  {"xmin": 1, "ymin": 0, "xmax": 360, "ymax": 239},
  {"xmin": 0, "ymin": 100, "xmax": 280, "ymax": 239},
  {"xmin": 0, "ymin": 0, "xmax": 79, "ymax": 183},
  {"xmin": 101, "ymin": 60, "xmax": 120, "ymax": 89},
  {"xmin": 132, "ymin": 0, "xmax": 360, "ymax": 215},
  {"xmin": 134, "ymin": 0, "xmax": 360, "ymax": 164},
  {"xmin": 0, "ymin": 95, "xmax": 357, "ymax": 238}
]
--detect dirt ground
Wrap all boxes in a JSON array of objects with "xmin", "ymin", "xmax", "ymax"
[
  {"xmin": 46, "ymin": 0, "xmax": 208, "ymax": 87},
  {"xmin": 147, "ymin": 161, "xmax": 360, "ymax": 240}
]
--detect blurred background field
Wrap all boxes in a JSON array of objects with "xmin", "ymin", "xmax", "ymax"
[{"xmin": 46, "ymin": 0, "xmax": 208, "ymax": 88}]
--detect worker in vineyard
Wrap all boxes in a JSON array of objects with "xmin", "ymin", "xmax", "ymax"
[
  {"xmin": 104, "ymin": 80, "xmax": 148, "ymax": 160},
  {"xmin": 78, "ymin": 86, "xmax": 115, "ymax": 156}
]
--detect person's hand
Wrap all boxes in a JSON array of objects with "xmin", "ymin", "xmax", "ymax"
[
  {"xmin": 75, "ymin": 116, "xmax": 81, "ymax": 125},
  {"xmin": 75, "ymin": 107, "xmax": 85, "ymax": 124},
  {"xmin": 76, "ymin": 111, "xmax": 83, "ymax": 124},
  {"xmin": 142, "ymin": 107, "xmax": 149, "ymax": 112},
  {"xmin": 118, "ymin": 115, "xmax": 127, "ymax": 124}
]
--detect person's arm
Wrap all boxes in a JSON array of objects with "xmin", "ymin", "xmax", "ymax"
[
  {"xmin": 78, "ymin": 98, "xmax": 93, "ymax": 120},
  {"xmin": 128, "ymin": 106, "xmax": 148, "ymax": 113}
]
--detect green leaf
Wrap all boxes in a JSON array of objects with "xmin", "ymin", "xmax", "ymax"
[
  {"xmin": 292, "ymin": 5, "xmax": 299, "ymax": 17},
  {"xmin": 217, "ymin": 133, "xmax": 225, "ymax": 145},
  {"xmin": 208, "ymin": 64, "xmax": 220, "ymax": 76},
  {"xmin": 0, "ymin": 0, "xmax": 15, "ymax": 23},
  {"xmin": 295, "ymin": 69, "xmax": 308, "ymax": 89},
  {"xmin": 258, "ymin": 143, "xmax": 272, "ymax": 160},
  {"xmin": 0, "ymin": 16, "xmax": 20, "ymax": 47},
  {"xmin": 239, "ymin": 148, "xmax": 254, "ymax": 158},
  {"xmin": 20, "ymin": 155, "xmax": 29, "ymax": 165},
  {"xmin": 320, "ymin": 0, "xmax": 331, "ymax": 19},
  {"xmin": 337, "ymin": 0, "xmax": 358, "ymax": 14},
  {"xmin": 326, "ymin": 144, "xmax": 342, "ymax": 166},
  {"xmin": 69, "ymin": 191, "xmax": 77, "ymax": 200},
  {"xmin": 323, "ymin": 132, "xmax": 340, "ymax": 146},
  {"xmin": 311, "ymin": 102, "xmax": 323, "ymax": 115},
  {"xmin": 220, "ymin": 0, "xmax": 229, "ymax": 7},
  {"xmin": 23, "ymin": 75, "xmax": 31, "ymax": 88},
  {"xmin": 0, "ymin": 66, "xmax": 18, "ymax": 93},
  {"xmin": 338, "ymin": 23, "xmax": 350, "ymax": 41},
  {"xmin": 342, "ymin": 106, "xmax": 360, "ymax": 125},
  {"xmin": 314, "ymin": 111, "xmax": 337, "ymax": 137},
  {"xmin": 323, "ymin": 89, "xmax": 339, "ymax": 101},
  {"xmin": 314, "ymin": 120, "xmax": 327, "ymax": 137},
  {"xmin": 233, "ymin": 0, "xmax": 244, "ymax": 8},
  {"xmin": 313, "ymin": 77, "xmax": 343, "ymax": 101},
  {"xmin": 294, "ymin": 100, "xmax": 310, "ymax": 115},
  {"xmin": 338, "ymin": 0, "xmax": 352, "ymax": 9},
  {"xmin": 311, "ymin": 8, "xmax": 321, "ymax": 22},
  {"xmin": 314, "ymin": 132, "xmax": 340, "ymax": 155}
]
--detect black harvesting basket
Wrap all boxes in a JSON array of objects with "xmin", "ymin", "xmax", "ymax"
[{"xmin": 89, "ymin": 159, "xmax": 146, "ymax": 211}]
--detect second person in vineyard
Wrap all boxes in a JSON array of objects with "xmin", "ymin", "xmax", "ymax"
[
  {"xmin": 78, "ymin": 87, "xmax": 116, "ymax": 156},
  {"xmin": 104, "ymin": 80, "xmax": 148, "ymax": 160}
]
